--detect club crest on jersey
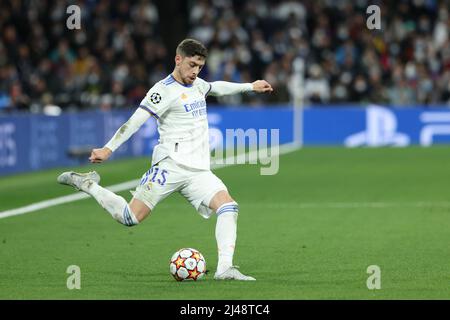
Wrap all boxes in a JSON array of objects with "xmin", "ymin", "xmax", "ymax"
[
  {"xmin": 150, "ymin": 92, "xmax": 161, "ymax": 104},
  {"xmin": 181, "ymin": 93, "xmax": 188, "ymax": 100}
]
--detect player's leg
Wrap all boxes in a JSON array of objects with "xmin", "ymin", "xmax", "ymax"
[
  {"xmin": 129, "ymin": 198, "xmax": 151, "ymax": 222},
  {"xmin": 57, "ymin": 157, "xmax": 182, "ymax": 226},
  {"xmin": 209, "ymin": 190, "xmax": 255, "ymax": 280},
  {"xmin": 208, "ymin": 190, "xmax": 238, "ymax": 272},
  {"xmin": 86, "ymin": 181, "xmax": 151, "ymax": 226},
  {"xmin": 57, "ymin": 171, "xmax": 147, "ymax": 226},
  {"xmin": 181, "ymin": 171, "xmax": 255, "ymax": 281}
]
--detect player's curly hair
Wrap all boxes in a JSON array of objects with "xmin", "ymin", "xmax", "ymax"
[{"xmin": 176, "ymin": 39, "xmax": 208, "ymax": 59}]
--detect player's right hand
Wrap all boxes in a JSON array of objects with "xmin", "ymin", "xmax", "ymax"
[
  {"xmin": 89, "ymin": 147, "xmax": 112, "ymax": 163},
  {"xmin": 252, "ymin": 80, "xmax": 273, "ymax": 93}
]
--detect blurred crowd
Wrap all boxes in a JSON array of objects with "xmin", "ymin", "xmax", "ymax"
[
  {"xmin": 190, "ymin": 0, "xmax": 450, "ymax": 106},
  {"xmin": 1, "ymin": 0, "xmax": 450, "ymax": 113},
  {"xmin": 0, "ymin": 0, "xmax": 166, "ymax": 113}
]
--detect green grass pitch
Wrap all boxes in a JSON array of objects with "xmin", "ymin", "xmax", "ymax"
[{"xmin": 0, "ymin": 147, "xmax": 449, "ymax": 299}]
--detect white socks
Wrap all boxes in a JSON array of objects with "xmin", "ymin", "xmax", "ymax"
[
  {"xmin": 215, "ymin": 202, "xmax": 239, "ymax": 274},
  {"xmin": 85, "ymin": 182, "xmax": 139, "ymax": 226}
]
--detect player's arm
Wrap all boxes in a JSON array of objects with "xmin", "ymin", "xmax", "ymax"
[
  {"xmin": 89, "ymin": 108, "xmax": 151, "ymax": 163},
  {"xmin": 90, "ymin": 84, "xmax": 170, "ymax": 163},
  {"xmin": 207, "ymin": 80, "xmax": 273, "ymax": 97}
]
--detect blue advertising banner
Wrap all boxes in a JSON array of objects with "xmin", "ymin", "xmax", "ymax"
[
  {"xmin": 303, "ymin": 105, "xmax": 450, "ymax": 146},
  {"xmin": 1, "ymin": 105, "xmax": 450, "ymax": 175},
  {"xmin": 0, "ymin": 111, "xmax": 147, "ymax": 176}
]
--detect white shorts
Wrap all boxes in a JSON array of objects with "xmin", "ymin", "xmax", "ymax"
[{"xmin": 132, "ymin": 157, "xmax": 227, "ymax": 219}]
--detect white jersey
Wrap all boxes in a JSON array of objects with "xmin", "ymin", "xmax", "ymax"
[
  {"xmin": 140, "ymin": 75, "xmax": 212, "ymax": 170},
  {"xmin": 104, "ymin": 74, "xmax": 253, "ymax": 171}
]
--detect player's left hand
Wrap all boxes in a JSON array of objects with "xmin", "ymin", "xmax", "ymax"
[{"xmin": 252, "ymin": 80, "xmax": 273, "ymax": 93}]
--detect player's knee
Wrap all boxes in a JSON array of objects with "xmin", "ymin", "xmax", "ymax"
[
  {"xmin": 129, "ymin": 198, "xmax": 152, "ymax": 223},
  {"xmin": 210, "ymin": 190, "xmax": 236, "ymax": 211},
  {"xmin": 133, "ymin": 208, "xmax": 151, "ymax": 223}
]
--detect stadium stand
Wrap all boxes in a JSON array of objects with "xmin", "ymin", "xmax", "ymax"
[{"xmin": 0, "ymin": 0, "xmax": 449, "ymax": 113}]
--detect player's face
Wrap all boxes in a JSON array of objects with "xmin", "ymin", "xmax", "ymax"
[{"xmin": 176, "ymin": 55, "xmax": 205, "ymax": 84}]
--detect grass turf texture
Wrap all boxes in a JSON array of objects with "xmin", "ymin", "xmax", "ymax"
[{"xmin": 0, "ymin": 147, "xmax": 449, "ymax": 299}]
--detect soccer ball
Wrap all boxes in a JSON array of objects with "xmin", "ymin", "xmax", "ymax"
[{"xmin": 169, "ymin": 248, "xmax": 206, "ymax": 281}]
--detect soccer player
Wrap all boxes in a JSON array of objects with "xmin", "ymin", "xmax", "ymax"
[{"xmin": 58, "ymin": 39, "xmax": 273, "ymax": 280}]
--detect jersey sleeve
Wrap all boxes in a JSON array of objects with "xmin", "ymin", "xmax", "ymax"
[
  {"xmin": 208, "ymin": 81, "xmax": 253, "ymax": 97},
  {"xmin": 139, "ymin": 83, "xmax": 171, "ymax": 119},
  {"xmin": 104, "ymin": 107, "xmax": 150, "ymax": 152}
]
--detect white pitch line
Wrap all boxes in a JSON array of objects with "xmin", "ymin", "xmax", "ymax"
[
  {"xmin": 0, "ymin": 180, "xmax": 142, "ymax": 220},
  {"xmin": 245, "ymin": 201, "xmax": 450, "ymax": 209},
  {"xmin": 0, "ymin": 143, "xmax": 299, "ymax": 220}
]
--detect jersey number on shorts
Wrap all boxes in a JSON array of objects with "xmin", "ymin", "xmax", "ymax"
[{"xmin": 140, "ymin": 166, "xmax": 168, "ymax": 186}]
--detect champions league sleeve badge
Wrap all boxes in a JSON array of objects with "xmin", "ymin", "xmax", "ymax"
[{"xmin": 150, "ymin": 92, "xmax": 162, "ymax": 104}]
